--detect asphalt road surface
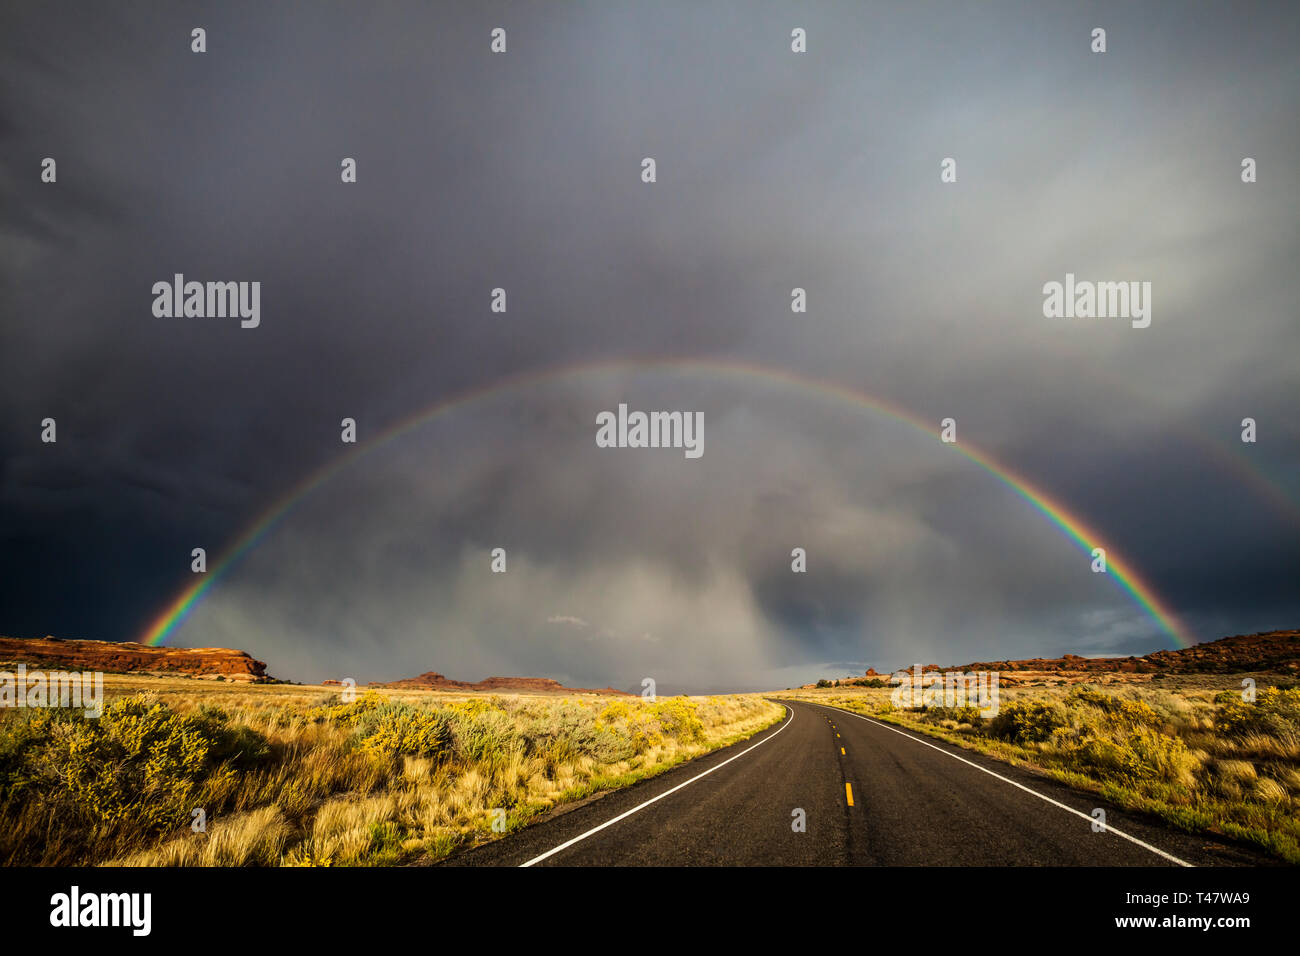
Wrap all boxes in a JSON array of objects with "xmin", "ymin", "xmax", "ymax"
[{"xmin": 445, "ymin": 699, "xmax": 1272, "ymax": 867}]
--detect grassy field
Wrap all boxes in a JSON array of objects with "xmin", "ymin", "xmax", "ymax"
[
  {"xmin": 0, "ymin": 675, "xmax": 783, "ymax": 866},
  {"xmin": 781, "ymin": 675, "xmax": 1300, "ymax": 863}
]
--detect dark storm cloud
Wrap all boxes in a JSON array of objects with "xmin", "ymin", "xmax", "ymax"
[{"xmin": 1, "ymin": 1, "xmax": 1297, "ymax": 691}]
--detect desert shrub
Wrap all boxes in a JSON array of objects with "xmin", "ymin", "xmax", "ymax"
[
  {"xmin": 1006, "ymin": 688, "xmax": 1200, "ymax": 786},
  {"xmin": 0, "ymin": 709, "xmax": 57, "ymax": 792},
  {"xmin": 520, "ymin": 705, "xmax": 633, "ymax": 763},
  {"xmin": 305, "ymin": 690, "xmax": 386, "ymax": 725},
  {"xmin": 988, "ymin": 699, "xmax": 1065, "ymax": 743},
  {"xmin": 1067, "ymin": 687, "xmax": 1160, "ymax": 727},
  {"xmin": 1072, "ymin": 725, "xmax": 1201, "ymax": 787},
  {"xmin": 920, "ymin": 704, "xmax": 983, "ymax": 727},
  {"xmin": 623, "ymin": 705, "xmax": 667, "ymax": 754},
  {"xmin": 648, "ymin": 697, "xmax": 705, "ymax": 742},
  {"xmin": 355, "ymin": 703, "xmax": 453, "ymax": 761},
  {"xmin": 441, "ymin": 697, "xmax": 507, "ymax": 719},
  {"xmin": 1215, "ymin": 688, "xmax": 1300, "ymax": 739},
  {"xmin": 191, "ymin": 706, "xmax": 271, "ymax": 764},
  {"xmin": 451, "ymin": 707, "xmax": 525, "ymax": 764},
  {"xmin": 598, "ymin": 699, "xmax": 632, "ymax": 724},
  {"xmin": 0, "ymin": 693, "xmax": 266, "ymax": 834}
]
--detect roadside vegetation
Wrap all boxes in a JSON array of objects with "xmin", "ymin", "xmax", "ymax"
[
  {"xmin": 0, "ymin": 680, "xmax": 782, "ymax": 866},
  {"xmin": 784, "ymin": 680, "xmax": 1300, "ymax": 863}
]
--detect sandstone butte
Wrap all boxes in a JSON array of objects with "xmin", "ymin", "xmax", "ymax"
[
  {"xmin": 0, "ymin": 635, "xmax": 273, "ymax": 682},
  {"xmin": 370, "ymin": 671, "xmax": 632, "ymax": 696}
]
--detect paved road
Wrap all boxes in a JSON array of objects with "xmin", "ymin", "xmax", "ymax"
[{"xmin": 445, "ymin": 699, "xmax": 1271, "ymax": 866}]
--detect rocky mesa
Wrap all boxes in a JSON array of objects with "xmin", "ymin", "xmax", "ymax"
[
  {"xmin": 0, "ymin": 635, "xmax": 274, "ymax": 683},
  {"xmin": 956, "ymin": 629, "xmax": 1300, "ymax": 677}
]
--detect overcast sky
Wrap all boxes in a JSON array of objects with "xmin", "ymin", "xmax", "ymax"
[{"xmin": 2, "ymin": 1, "xmax": 1297, "ymax": 692}]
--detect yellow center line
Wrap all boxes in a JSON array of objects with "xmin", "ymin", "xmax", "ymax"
[
  {"xmin": 840, "ymin": 747, "xmax": 845, "ymax": 754},
  {"xmin": 845, "ymin": 782, "xmax": 854, "ymax": 806}
]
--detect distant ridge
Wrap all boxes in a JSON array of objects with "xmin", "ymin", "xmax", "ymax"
[
  {"xmin": 955, "ymin": 629, "xmax": 1300, "ymax": 676},
  {"xmin": 371, "ymin": 670, "xmax": 632, "ymax": 695},
  {"xmin": 0, "ymin": 636, "xmax": 635, "ymax": 694},
  {"xmin": 803, "ymin": 630, "xmax": 1300, "ymax": 688}
]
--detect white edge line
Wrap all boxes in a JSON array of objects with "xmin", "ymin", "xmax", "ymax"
[
  {"xmin": 519, "ymin": 704, "xmax": 794, "ymax": 867},
  {"xmin": 817, "ymin": 702, "xmax": 1193, "ymax": 867}
]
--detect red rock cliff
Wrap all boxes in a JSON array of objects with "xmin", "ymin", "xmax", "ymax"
[{"xmin": 0, "ymin": 636, "xmax": 274, "ymax": 682}]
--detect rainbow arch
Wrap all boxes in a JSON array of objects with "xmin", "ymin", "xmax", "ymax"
[{"xmin": 140, "ymin": 356, "xmax": 1200, "ymax": 649}]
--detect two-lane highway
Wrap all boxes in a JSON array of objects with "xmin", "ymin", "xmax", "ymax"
[{"xmin": 444, "ymin": 699, "xmax": 1270, "ymax": 866}]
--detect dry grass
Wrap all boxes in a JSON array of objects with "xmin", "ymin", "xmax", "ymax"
[{"xmin": 0, "ymin": 676, "xmax": 782, "ymax": 866}]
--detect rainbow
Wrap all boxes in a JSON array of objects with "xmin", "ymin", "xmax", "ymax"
[{"xmin": 140, "ymin": 356, "xmax": 1203, "ymax": 649}]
